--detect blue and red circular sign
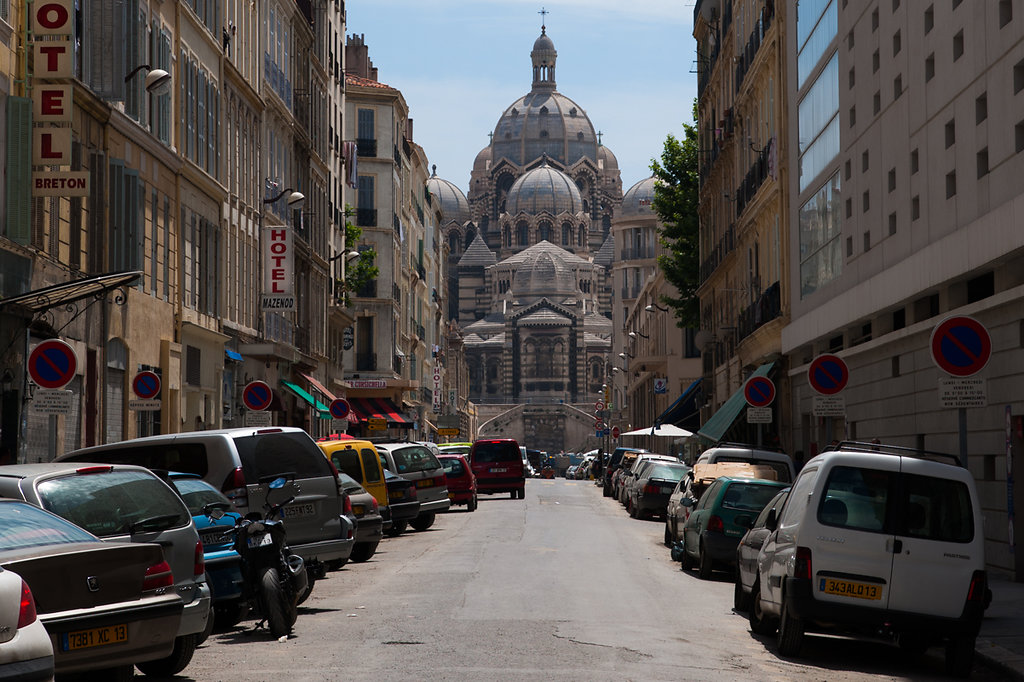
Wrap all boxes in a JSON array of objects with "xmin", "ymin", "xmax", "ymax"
[
  {"xmin": 807, "ymin": 354, "xmax": 849, "ymax": 395},
  {"xmin": 28, "ymin": 339, "xmax": 77, "ymax": 389},
  {"xmin": 329, "ymin": 398, "xmax": 351, "ymax": 420},
  {"xmin": 242, "ymin": 381, "xmax": 273, "ymax": 411},
  {"xmin": 132, "ymin": 371, "xmax": 161, "ymax": 399},
  {"xmin": 930, "ymin": 315, "xmax": 991, "ymax": 377},
  {"xmin": 744, "ymin": 376, "xmax": 776, "ymax": 407}
]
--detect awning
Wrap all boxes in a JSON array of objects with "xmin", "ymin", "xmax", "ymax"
[
  {"xmin": 225, "ymin": 349, "xmax": 244, "ymax": 362},
  {"xmin": 655, "ymin": 378, "xmax": 703, "ymax": 431},
  {"xmin": 0, "ymin": 270, "xmax": 142, "ymax": 313},
  {"xmin": 281, "ymin": 380, "xmax": 331, "ymax": 419},
  {"xmin": 348, "ymin": 397, "xmax": 413, "ymax": 426},
  {"xmin": 697, "ymin": 362, "xmax": 775, "ymax": 443},
  {"xmin": 621, "ymin": 424, "xmax": 694, "ymax": 438},
  {"xmin": 297, "ymin": 371, "xmax": 337, "ymax": 402}
]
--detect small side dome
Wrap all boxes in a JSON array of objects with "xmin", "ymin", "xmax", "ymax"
[
  {"xmin": 598, "ymin": 145, "xmax": 619, "ymax": 170},
  {"xmin": 505, "ymin": 163, "xmax": 583, "ymax": 216},
  {"xmin": 427, "ymin": 167, "xmax": 471, "ymax": 225},
  {"xmin": 619, "ymin": 176, "xmax": 656, "ymax": 218},
  {"xmin": 473, "ymin": 145, "xmax": 492, "ymax": 172}
]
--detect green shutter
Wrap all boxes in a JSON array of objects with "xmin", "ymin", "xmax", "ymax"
[{"xmin": 5, "ymin": 97, "xmax": 32, "ymax": 244}]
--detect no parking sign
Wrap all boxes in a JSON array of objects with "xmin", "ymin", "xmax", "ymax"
[{"xmin": 28, "ymin": 339, "xmax": 77, "ymax": 389}]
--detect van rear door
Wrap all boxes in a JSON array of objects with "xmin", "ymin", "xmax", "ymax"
[{"xmin": 886, "ymin": 457, "xmax": 980, "ymax": 618}]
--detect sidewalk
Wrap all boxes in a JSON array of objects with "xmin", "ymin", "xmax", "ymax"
[{"xmin": 976, "ymin": 573, "xmax": 1024, "ymax": 678}]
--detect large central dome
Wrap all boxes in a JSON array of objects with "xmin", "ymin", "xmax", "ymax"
[
  {"xmin": 505, "ymin": 162, "xmax": 584, "ymax": 215},
  {"xmin": 490, "ymin": 27, "xmax": 598, "ymax": 168}
]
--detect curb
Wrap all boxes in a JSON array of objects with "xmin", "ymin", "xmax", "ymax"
[{"xmin": 975, "ymin": 638, "xmax": 1024, "ymax": 680}]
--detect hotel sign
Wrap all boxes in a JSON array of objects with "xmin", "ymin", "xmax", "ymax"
[
  {"xmin": 31, "ymin": 0, "xmax": 88, "ymax": 196},
  {"xmin": 261, "ymin": 224, "xmax": 295, "ymax": 311}
]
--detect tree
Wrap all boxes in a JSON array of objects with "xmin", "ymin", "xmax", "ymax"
[
  {"xmin": 650, "ymin": 109, "xmax": 700, "ymax": 329},
  {"xmin": 336, "ymin": 204, "xmax": 379, "ymax": 307}
]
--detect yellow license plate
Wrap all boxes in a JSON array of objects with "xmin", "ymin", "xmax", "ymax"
[
  {"xmin": 819, "ymin": 578, "xmax": 882, "ymax": 600},
  {"xmin": 62, "ymin": 623, "xmax": 128, "ymax": 651},
  {"xmin": 390, "ymin": 490, "xmax": 405, "ymax": 499},
  {"xmin": 416, "ymin": 479, "xmax": 434, "ymax": 488}
]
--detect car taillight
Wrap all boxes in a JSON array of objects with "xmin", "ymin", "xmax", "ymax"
[
  {"xmin": 143, "ymin": 560, "xmax": 174, "ymax": 590},
  {"xmin": 707, "ymin": 515, "xmax": 724, "ymax": 533},
  {"xmin": 643, "ymin": 484, "xmax": 660, "ymax": 495},
  {"xmin": 371, "ymin": 497, "xmax": 379, "ymax": 513},
  {"xmin": 194, "ymin": 540, "xmax": 205, "ymax": 579},
  {"xmin": 795, "ymin": 546, "xmax": 813, "ymax": 580},
  {"xmin": 967, "ymin": 570, "xmax": 987, "ymax": 602},
  {"xmin": 407, "ymin": 485, "xmax": 417, "ymax": 499},
  {"xmin": 342, "ymin": 493, "xmax": 353, "ymax": 515},
  {"xmin": 221, "ymin": 467, "xmax": 248, "ymax": 509},
  {"xmin": 76, "ymin": 465, "xmax": 113, "ymax": 475},
  {"xmin": 17, "ymin": 580, "xmax": 37, "ymax": 628}
]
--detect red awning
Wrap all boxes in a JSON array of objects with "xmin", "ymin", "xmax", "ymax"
[
  {"xmin": 297, "ymin": 371, "xmax": 337, "ymax": 402},
  {"xmin": 347, "ymin": 397, "xmax": 413, "ymax": 426}
]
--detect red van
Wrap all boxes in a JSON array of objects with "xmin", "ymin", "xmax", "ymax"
[{"xmin": 469, "ymin": 438, "xmax": 526, "ymax": 499}]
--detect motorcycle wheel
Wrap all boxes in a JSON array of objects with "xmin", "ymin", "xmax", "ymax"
[{"xmin": 259, "ymin": 567, "xmax": 291, "ymax": 638}]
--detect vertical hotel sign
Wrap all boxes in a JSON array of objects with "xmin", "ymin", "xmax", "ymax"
[
  {"xmin": 32, "ymin": 0, "xmax": 89, "ymax": 196},
  {"xmin": 261, "ymin": 222, "xmax": 295, "ymax": 311}
]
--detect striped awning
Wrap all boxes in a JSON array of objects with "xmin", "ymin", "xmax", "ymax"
[
  {"xmin": 347, "ymin": 397, "xmax": 413, "ymax": 426},
  {"xmin": 297, "ymin": 371, "xmax": 337, "ymax": 402}
]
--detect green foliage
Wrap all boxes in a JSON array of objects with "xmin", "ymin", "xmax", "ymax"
[
  {"xmin": 650, "ymin": 109, "xmax": 700, "ymax": 329},
  {"xmin": 338, "ymin": 205, "xmax": 379, "ymax": 307}
]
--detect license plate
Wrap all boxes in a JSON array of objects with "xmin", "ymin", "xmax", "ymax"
[
  {"xmin": 62, "ymin": 624, "xmax": 128, "ymax": 651},
  {"xmin": 352, "ymin": 504, "xmax": 366, "ymax": 516},
  {"xmin": 415, "ymin": 479, "xmax": 434, "ymax": 488},
  {"xmin": 661, "ymin": 486, "xmax": 675, "ymax": 494},
  {"xmin": 448, "ymin": 492, "xmax": 455, "ymax": 499},
  {"xmin": 390, "ymin": 490, "xmax": 405, "ymax": 499},
  {"xmin": 247, "ymin": 533, "xmax": 274, "ymax": 548},
  {"xmin": 819, "ymin": 577, "xmax": 883, "ymax": 600},
  {"xmin": 200, "ymin": 530, "xmax": 228, "ymax": 546},
  {"xmin": 282, "ymin": 503, "xmax": 315, "ymax": 518},
  {"xmin": 490, "ymin": 467, "xmax": 508, "ymax": 473}
]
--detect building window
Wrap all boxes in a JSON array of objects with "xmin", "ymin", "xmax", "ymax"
[
  {"xmin": 945, "ymin": 119, "xmax": 956, "ymax": 147},
  {"xmin": 862, "ymin": 150, "xmax": 869, "ymax": 172},
  {"xmin": 977, "ymin": 148, "xmax": 989, "ymax": 178},
  {"xmin": 888, "ymin": 168, "xmax": 896, "ymax": 192},
  {"xmin": 911, "ymin": 148, "xmax": 919, "ymax": 173},
  {"xmin": 953, "ymin": 31, "xmax": 964, "ymax": 61},
  {"xmin": 799, "ymin": 172, "xmax": 842, "ymax": 297},
  {"xmin": 894, "ymin": 75, "xmax": 903, "ymax": 99},
  {"xmin": 924, "ymin": 5, "xmax": 934, "ymax": 33},
  {"xmin": 863, "ymin": 231, "xmax": 871, "ymax": 252},
  {"xmin": 912, "ymin": 195, "xmax": 921, "ymax": 220},
  {"xmin": 1000, "ymin": 0, "xmax": 1013, "ymax": 28},
  {"xmin": 893, "ymin": 30, "xmax": 901, "ymax": 56},
  {"xmin": 946, "ymin": 170, "xmax": 957, "ymax": 198},
  {"xmin": 1015, "ymin": 59, "xmax": 1024, "ymax": 93},
  {"xmin": 925, "ymin": 54, "xmax": 935, "ymax": 82},
  {"xmin": 888, "ymin": 212, "xmax": 897, "ymax": 235},
  {"xmin": 873, "ymin": 50, "xmax": 880, "ymax": 73}
]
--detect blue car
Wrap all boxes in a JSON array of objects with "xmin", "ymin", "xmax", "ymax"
[{"xmin": 167, "ymin": 473, "xmax": 245, "ymax": 624}]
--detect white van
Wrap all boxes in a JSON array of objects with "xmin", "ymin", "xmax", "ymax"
[{"xmin": 750, "ymin": 441, "xmax": 987, "ymax": 677}]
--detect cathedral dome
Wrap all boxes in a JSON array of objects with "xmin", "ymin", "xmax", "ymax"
[
  {"xmin": 619, "ymin": 176, "xmax": 657, "ymax": 218},
  {"xmin": 508, "ymin": 242, "xmax": 580, "ymax": 297},
  {"xmin": 505, "ymin": 162, "xmax": 583, "ymax": 216},
  {"xmin": 427, "ymin": 168, "xmax": 471, "ymax": 225},
  {"xmin": 598, "ymin": 145, "xmax": 618, "ymax": 171},
  {"xmin": 473, "ymin": 145, "xmax": 492, "ymax": 172}
]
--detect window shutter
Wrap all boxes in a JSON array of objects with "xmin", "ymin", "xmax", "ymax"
[
  {"xmin": 4, "ymin": 96, "xmax": 31, "ymax": 244},
  {"xmin": 84, "ymin": 0, "xmax": 126, "ymax": 99}
]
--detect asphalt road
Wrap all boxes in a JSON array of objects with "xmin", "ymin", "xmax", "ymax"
[{"xmin": 175, "ymin": 478, "xmax": 1005, "ymax": 681}]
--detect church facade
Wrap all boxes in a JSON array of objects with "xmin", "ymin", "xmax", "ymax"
[{"xmin": 427, "ymin": 24, "xmax": 623, "ymax": 449}]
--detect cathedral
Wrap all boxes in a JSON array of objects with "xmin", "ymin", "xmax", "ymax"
[{"xmin": 427, "ymin": 22, "xmax": 623, "ymax": 413}]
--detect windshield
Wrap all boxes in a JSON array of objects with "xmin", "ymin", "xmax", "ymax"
[
  {"xmin": 721, "ymin": 482, "xmax": 785, "ymax": 512},
  {"xmin": 390, "ymin": 446, "xmax": 442, "ymax": 474},
  {"xmin": 0, "ymin": 501, "xmax": 98, "ymax": 549},
  {"xmin": 440, "ymin": 457, "xmax": 465, "ymax": 476},
  {"xmin": 170, "ymin": 477, "xmax": 231, "ymax": 515},
  {"xmin": 38, "ymin": 469, "xmax": 190, "ymax": 536},
  {"xmin": 647, "ymin": 464, "xmax": 689, "ymax": 482}
]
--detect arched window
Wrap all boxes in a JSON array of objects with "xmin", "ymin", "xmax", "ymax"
[
  {"xmin": 449, "ymin": 232, "xmax": 460, "ymax": 253},
  {"xmin": 561, "ymin": 222, "xmax": 571, "ymax": 245},
  {"xmin": 538, "ymin": 220, "xmax": 551, "ymax": 241},
  {"xmin": 516, "ymin": 220, "xmax": 529, "ymax": 246},
  {"xmin": 578, "ymin": 226, "xmax": 585, "ymax": 247}
]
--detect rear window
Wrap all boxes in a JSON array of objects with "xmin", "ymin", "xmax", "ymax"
[
  {"xmin": 38, "ymin": 469, "xmax": 190, "ymax": 536},
  {"xmin": 235, "ymin": 431, "xmax": 334, "ymax": 480},
  {"xmin": 66, "ymin": 442, "xmax": 210, "ymax": 477},
  {"xmin": 330, "ymin": 448, "xmax": 362, "ymax": 481},
  {"xmin": 711, "ymin": 455, "xmax": 791, "ymax": 482},
  {"xmin": 473, "ymin": 441, "xmax": 520, "ymax": 463},
  {"xmin": 647, "ymin": 464, "xmax": 689, "ymax": 482},
  {"xmin": 721, "ymin": 482, "xmax": 784, "ymax": 512},
  {"xmin": 0, "ymin": 501, "xmax": 98, "ymax": 548},
  {"xmin": 440, "ymin": 445, "xmax": 470, "ymax": 456},
  {"xmin": 389, "ymin": 446, "xmax": 442, "ymax": 473},
  {"xmin": 440, "ymin": 458, "xmax": 465, "ymax": 476},
  {"xmin": 170, "ymin": 477, "xmax": 231, "ymax": 515},
  {"xmin": 817, "ymin": 466, "xmax": 974, "ymax": 542},
  {"xmin": 361, "ymin": 448, "xmax": 382, "ymax": 483}
]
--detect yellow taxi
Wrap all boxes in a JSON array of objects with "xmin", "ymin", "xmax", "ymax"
[{"xmin": 318, "ymin": 438, "xmax": 388, "ymax": 508}]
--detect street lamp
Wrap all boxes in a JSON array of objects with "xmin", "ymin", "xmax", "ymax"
[
  {"xmin": 263, "ymin": 187, "xmax": 306, "ymax": 209},
  {"xmin": 645, "ymin": 303, "xmax": 669, "ymax": 313},
  {"xmin": 124, "ymin": 64, "xmax": 172, "ymax": 95},
  {"xmin": 619, "ymin": 351, "xmax": 634, "ymax": 360},
  {"xmin": 629, "ymin": 330, "xmax": 650, "ymax": 340}
]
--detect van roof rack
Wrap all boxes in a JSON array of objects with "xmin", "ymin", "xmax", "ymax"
[{"xmin": 828, "ymin": 440, "xmax": 963, "ymax": 468}]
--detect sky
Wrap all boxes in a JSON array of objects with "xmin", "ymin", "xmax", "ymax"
[{"xmin": 345, "ymin": 0, "xmax": 698, "ymax": 194}]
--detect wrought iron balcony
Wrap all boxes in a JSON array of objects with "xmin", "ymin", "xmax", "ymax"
[{"xmin": 356, "ymin": 138, "xmax": 377, "ymax": 157}]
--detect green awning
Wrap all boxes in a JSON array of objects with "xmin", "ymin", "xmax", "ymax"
[
  {"xmin": 696, "ymin": 362, "xmax": 775, "ymax": 443},
  {"xmin": 281, "ymin": 380, "xmax": 331, "ymax": 419}
]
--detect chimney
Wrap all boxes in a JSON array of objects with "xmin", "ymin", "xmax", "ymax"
[
  {"xmin": 345, "ymin": 33, "xmax": 376, "ymax": 80},
  {"xmin": 406, "ymin": 118, "xmax": 414, "ymax": 142}
]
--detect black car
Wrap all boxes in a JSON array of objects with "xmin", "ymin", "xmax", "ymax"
[
  {"xmin": 383, "ymin": 469, "xmax": 421, "ymax": 536},
  {"xmin": 602, "ymin": 447, "xmax": 650, "ymax": 497}
]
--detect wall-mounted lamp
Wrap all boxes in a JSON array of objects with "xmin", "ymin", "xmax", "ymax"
[
  {"xmin": 629, "ymin": 331, "xmax": 650, "ymax": 340},
  {"xmin": 619, "ymin": 351, "xmax": 634, "ymax": 360},
  {"xmin": 328, "ymin": 250, "xmax": 361, "ymax": 263},
  {"xmin": 124, "ymin": 64, "xmax": 172, "ymax": 95},
  {"xmin": 646, "ymin": 303, "xmax": 669, "ymax": 313},
  {"xmin": 263, "ymin": 187, "xmax": 306, "ymax": 209}
]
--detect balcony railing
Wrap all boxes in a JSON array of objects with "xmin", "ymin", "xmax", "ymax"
[
  {"xmin": 736, "ymin": 145, "xmax": 771, "ymax": 215},
  {"xmin": 700, "ymin": 223, "xmax": 736, "ymax": 283},
  {"xmin": 620, "ymin": 286, "xmax": 641, "ymax": 300},
  {"xmin": 355, "ymin": 279, "xmax": 377, "ymax": 298},
  {"xmin": 355, "ymin": 208, "xmax": 377, "ymax": 227},
  {"xmin": 393, "ymin": 282, "xmax": 401, "ymax": 302},
  {"xmin": 737, "ymin": 281, "xmax": 782, "ymax": 341},
  {"xmin": 356, "ymin": 352, "xmax": 377, "ymax": 371},
  {"xmin": 393, "ymin": 145, "xmax": 402, "ymax": 166},
  {"xmin": 621, "ymin": 245, "xmax": 657, "ymax": 260},
  {"xmin": 292, "ymin": 90, "xmax": 310, "ymax": 134},
  {"xmin": 735, "ymin": 3, "xmax": 774, "ymax": 94},
  {"xmin": 356, "ymin": 138, "xmax": 377, "ymax": 157}
]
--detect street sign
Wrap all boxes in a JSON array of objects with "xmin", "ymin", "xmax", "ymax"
[
  {"xmin": 31, "ymin": 389, "xmax": 73, "ymax": 414},
  {"xmin": 595, "ymin": 400, "xmax": 605, "ymax": 412},
  {"xmin": 807, "ymin": 354, "xmax": 849, "ymax": 395},
  {"xmin": 939, "ymin": 377, "xmax": 987, "ymax": 408},
  {"xmin": 438, "ymin": 427, "xmax": 460, "ymax": 436},
  {"xmin": 242, "ymin": 381, "xmax": 273, "ymax": 411},
  {"xmin": 368, "ymin": 417, "xmax": 387, "ymax": 430},
  {"xmin": 245, "ymin": 410, "xmax": 273, "ymax": 427},
  {"xmin": 132, "ymin": 371, "xmax": 161, "ymax": 399},
  {"xmin": 654, "ymin": 378, "xmax": 667, "ymax": 394},
  {"xmin": 812, "ymin": 395, "xmax": 847, "ymax": 417},
  {"xmin": 743, "ymin": 376, "xmax": 776, "ymax": 407},
  {"xmin": 746, "ymin": 406, "xmax": 773, "ymax": 423},
  {"xmin": 611, "ymin": 426, "xmax": 620, "ymax": 439},
  {"xmin": 930, "ymin": 315, "xmax": 991, "ymax": 377},
  {"xmin": 329, "ymin": 398, "xmax": 351, "ymax": 420},
  {"xmin": 28, "ymin": 339, "xmax": 77, "ymax": 389}
]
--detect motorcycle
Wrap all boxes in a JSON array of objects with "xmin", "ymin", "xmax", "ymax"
[{"xmin": 206, "ymin": 473, "xmax": 308, "ymax": 638}]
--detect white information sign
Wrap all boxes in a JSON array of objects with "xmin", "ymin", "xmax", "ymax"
[
  {"xmin": 31, "ymin": 389, "xmax": 73, "ymax": 414},
  {"xmin": 746, "ymin": 407, "xmax": 773, "ymax": 423},
  {"xmin": 939, "ymin": 378, "xmax": 987, "ymax": 408},
  {"xmin": 331, "ymin": 418, "xmax": 349, "ymax": 433},
  {"xmin": 812, "ymin": 395, "xmax": 847, "ymax": 417},
  {"xmin": 244, "ymin": 410, "xmax": 273, "ymax": 427},
  {"xmin": 128, "ymin": 399, "xmax": 161, "ymax": 411}
]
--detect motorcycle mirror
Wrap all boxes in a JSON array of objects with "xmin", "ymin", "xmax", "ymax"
[
  {"xmin": 269, "ymin": 476, "xmax": 288, "ymax": 489},
  {"xmin": 202, "ymin": 502, "xmax": 230, "ymax": 519}
]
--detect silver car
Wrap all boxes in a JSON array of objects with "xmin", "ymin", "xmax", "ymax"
[{"xmin": 374, "ymin": 442, "xmax": 450, "ymax": 531}]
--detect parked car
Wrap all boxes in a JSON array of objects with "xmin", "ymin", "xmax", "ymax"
[
  {"xmin": 0, "ymin": 497, "xmax": 183, "ymax": 680},
  {"xmin": 750, "ymin": 442, "xmax": 987, "ymax": 676},
  {"xmin": 438, "ymin": 453, "xmax": 477, "ymax": 511},
  {"xmin": 61, "ymin": 427, "xmax": 349, "ymax": 586},
  {"xmin": 679, "ymin": 475, "xmax": 787, "ymax": 580},
  {"xmin": 469, "ymin": 438, "xmax": 526, "ymax": 499},
  {"xmin": 335, "ymin": 473, "xmax": 384, "ymax": 562},
  {"xmin": 438, "ymin": 442, "xmax": 472, "ymax": 457},
  {"xmin": 692, "ymin": 443, "xmax": 796, "ymax": 483},
  {"xmin": 602, "ymin": 447, "xmax": 650, "ymax": 497},
  {"xmin": 0, "ymin": 565, "xmax": 52, "ymax": 681},
  {"xmin": 319, "ymin": 438, "xmax": 390, "ymax": 530},
  {"xmin": 382, "ymin": 469, "xmax": 421, "ymax": 536},
  {"xmin": 669, "ymin": 459, "xmax": 787, "ymax": 539},
  {"xmin": 734, "ymin": 487, "xmax": 789, "ymax": 611},
  {"xmin": 619, "ymin": 454, "xmax": 679, "ymax": 508},
  {"xmin": 627, "ymin": 461, "xmax": 690, "ymax": 520},
  {"xmin": 375, "ymin": 442, "xmax": 450, "ymax": 531},
  {"xmin": 164, "ymin": 472, "xmax": 245, "ymax": 628},
  {"xmin": 0, "ymin": 463, "xmax": 210, "ymax": 676},
  {"xmin": 564, "ymin": 464, "xmax": 579, "ymax": 480}
]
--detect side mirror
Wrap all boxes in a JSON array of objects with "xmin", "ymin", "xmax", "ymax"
[
  {"xmin": 202, "ymin": 502, "xmax": 231, "ymax": 520},
  {"xmin": 764, "ymin": 508, "xmax": 778, "ymax": 531}
]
